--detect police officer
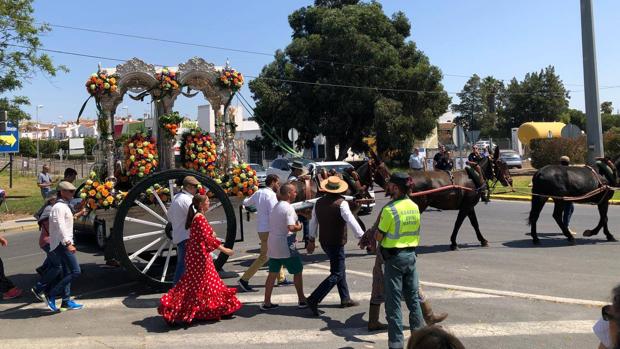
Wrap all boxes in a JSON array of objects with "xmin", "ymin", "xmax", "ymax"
[{"xmin": 375, "ymin": 172, "xmax": 424, "ymax": 349}]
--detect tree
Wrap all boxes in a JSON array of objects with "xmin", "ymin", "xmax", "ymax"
[
  {"xmin": 18, "ymin": 137, "xmax": 35, "ymax": 157},
  {"xmin": 0, "ymin": 1, "xmax": 67, "ymax": 124},
  {"xmin": 601, "ymin": 101, "xmax": 613, "ymax": 115},
  {"xmin": 451, "ymin": 75, "xmax": 506, "ymax": 138},
  {"xmin": 502, "ymin": 66, "xmax": 569, "ymax": 132},
  {"xmin": 250, "ymin": 0, "xmax": 449, "ymax": 160},
  {"xmin": 559, "ymin": 108, "xmax": 586, "ymax": 131},
  {"xmin": 84, "ymin": 136, "xmax": 97, "ymax": 156}
]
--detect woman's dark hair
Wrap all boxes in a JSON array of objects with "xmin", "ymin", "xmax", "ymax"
[
  {"xmin": 64, "ymin": 168, "xmax": 78, "ymax": 178},
  {"xmin": 407, "ymin": 326, "xmax": 465, "ymax": 349},
  {"xmin": 185, "ymin": 193, "xmax": 209, "ymax": 229}
]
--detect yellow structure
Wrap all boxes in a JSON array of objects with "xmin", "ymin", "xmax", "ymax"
[{"xmin": 517, "ymin": 122, "xmax": 566, "ymax": 145}]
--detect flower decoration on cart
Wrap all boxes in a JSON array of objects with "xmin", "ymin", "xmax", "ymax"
[
  {"xmin": 85, "ymin": 71, "xmax": 118, "ymax": 96},
  {"xmin": 218, "ymin": 67, "xmax": 244, "ymax": 92},
  {"xmin": 222, "ymin": 163, "xmax": 259, "ymax": 197},
  {"xmin": 145, "ymin": 183, "xmax": 172, "ymax": 204},
  {"xmin": 80, "ymin": 172, "xmax": 126, "ymax": 211},
  {"xmin": 181, "ymin": 128, "xmax": 219, "ymax": 177},
  {"xmin": 123, "ymin": 132, "xmax": 159, "ymax": 181},
  {"xmin": 158, "ymin": 111, "xmax": 183, "ymax": 138},
  {"xmin": 155, "ymin": 67, "xmax": 179, "ymax": 95}
]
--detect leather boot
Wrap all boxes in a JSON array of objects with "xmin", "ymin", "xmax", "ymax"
[
  {"xmin": 367, "ymin": 303, "xmax": 388, "ymax": 331},
  {"xmin": 421, "ymin": 300, "xmax": 448, "ymax": 325}
]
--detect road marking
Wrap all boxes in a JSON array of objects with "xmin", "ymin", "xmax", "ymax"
[
  {"xmin": 0, "ymin": 320, "xmax": 597, "ymax": 348},
  {"xmin": 306, "ymin": 263, "xmax": 608, "ymax": 307}
]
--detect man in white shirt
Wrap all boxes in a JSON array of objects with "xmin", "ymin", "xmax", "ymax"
[
  {"xmin": 261, "ymin": 183, "xmax": 308, "ymax": 311},
  {"xmin": 305, "ymin": 176, "xmax": 365, "ymax": 316},
  {"xmin": 45, "ymin": 181, "xmax": 85, "ymax": 312},
  {"xmin": 408, "ymin": 148, "xmax": 425, "ymax": 171},
  {"xmin": 168, "ymin": 176, "xmax": 199, "ymax": 284},
  {"xmin": 238, "ymin": 174, "xmax": 286, "ymax": 292}
]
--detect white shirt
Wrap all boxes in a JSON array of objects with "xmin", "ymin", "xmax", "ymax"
[
  {"xmin": 409, "ymin": 154, "xmax": 425, "ymax": 169},
  {"xmin": 167, "ymin": 190, "xmax": 193, "ymax": 244},
  {"xmin": 243, "ymin": 187, "xmax": 278, "ymax": 232},
  {"xmin": 268, "ymin": 201, "xmax": 297, "ymax": 259},
  {"xmin": 49, "ymin": 200, "xmax": 74, "ymax": 251},
  {"xmin": 308, "ymin": 199, "xmax": 365, "ymax": 241}
]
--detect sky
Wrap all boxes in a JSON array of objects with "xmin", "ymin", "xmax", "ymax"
[{"xmin": 12, "ymin": 0, "xmax": 620, "ymax": 124}]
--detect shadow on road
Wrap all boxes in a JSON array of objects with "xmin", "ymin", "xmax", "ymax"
[{"xmin": 502, "ymin": 237, "xmax": 607, "ymax": 248}]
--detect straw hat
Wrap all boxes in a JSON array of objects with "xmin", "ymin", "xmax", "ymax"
[{"xmin": 320, "ymin": 176, "xmax": 349, "ymax": 194}]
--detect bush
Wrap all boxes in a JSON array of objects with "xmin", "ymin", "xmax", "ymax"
[
  {"xmin": 530, "ymin": 137, "xmax": 586, "ymax": 168},
  {"xmin": 19, "ymin": 138, "xmax": 36, "ymax": 157},
  {"xmin": 604, "ymin": 129, "xmax": 620, "ymax": 161}
]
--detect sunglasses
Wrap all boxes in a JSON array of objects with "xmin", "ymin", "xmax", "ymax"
[{"xmin": 602, "ymin": 305, "xmax": 616, "ymax": 321}]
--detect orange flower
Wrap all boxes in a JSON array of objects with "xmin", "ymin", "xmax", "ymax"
[
  {"xmin": 89, "ymin": 190, "xmax": 96, "ymax": 196},
  {"xmin": 93, "ymin": 182, "xmax": 100, "ymax": 188},
  {"xmin": 101, "ymin": 189, "xmax": 109, "ymax": 197}
]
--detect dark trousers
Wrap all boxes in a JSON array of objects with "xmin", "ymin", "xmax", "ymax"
[
  {"xmin": 0, "ymin": 256, "xmax": 15, "ymax": 293},
  {"xmin": 299, "ymin": 215, "xmax": 309, "ymax": 241},
  {"xmin": 308, "ymin": 244, "xmax": 350, "ymax": 304},
  {"xmin": 47, "ymin": 244, "xmax": 81, "ymax": 302},
  {"xmin": 563, "ymin": 202, "xmax": 574, "ymax": 226}
]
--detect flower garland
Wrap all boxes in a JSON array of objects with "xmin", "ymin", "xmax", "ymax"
[
  {"xmin": 155, "ymin": 67, "xmax": 179, "ymax": 95},
  {"xmin": 180, "ymin": 128, "xmax": 219, "ymax": 177},
  {"xmin": 218, "ymin": 67, "xmax": 244, "ymax": 92},
  {"xmin": 79, "ymin": 172, "xmax": 126, "ymax": 211},
  {"xmin": 158, "ymin": 111, "xmax": 183, "ymax": 138},
  {"xmin": 146, "ymin": 183, "xmax": 172, "ymax": 204},
  {"xmin": 124, "ymin": 132, "xmax": 159, "ymax": 181},
  {"xmin": 86, "ymin": 71, "xmax": 118, "ymax": 96},
  {"xmin": 222, "ymin": 163, "xmax": 259, "ymax": 197}
]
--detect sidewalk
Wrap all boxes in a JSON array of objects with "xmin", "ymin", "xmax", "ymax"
[{"xmin": 0, "ymin": 217, "xmax": 38, "ymax": 234}]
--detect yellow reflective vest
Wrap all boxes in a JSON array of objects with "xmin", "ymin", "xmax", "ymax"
[{"xmin": 378, "ymin": 198, "xmax": 421, "ymax": 248}]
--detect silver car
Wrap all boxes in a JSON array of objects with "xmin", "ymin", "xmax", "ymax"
[{"xmin": 499, "ymin": 150, "xmax": 523, "ymax": 169}]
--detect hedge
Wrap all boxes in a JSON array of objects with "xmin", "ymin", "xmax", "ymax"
[{"xmin": 530, "ymin": 137, "xmax": 586, "ymax": 168}]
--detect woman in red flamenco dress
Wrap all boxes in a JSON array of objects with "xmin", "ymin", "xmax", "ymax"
[{"xmin": 159, "ymin": 192, "xmax": 242, "ymax": 325}]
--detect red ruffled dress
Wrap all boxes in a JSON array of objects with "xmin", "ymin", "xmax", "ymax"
[{"xmin": 158, "ymin": 214, "xmax": 242, "ymax": 325}]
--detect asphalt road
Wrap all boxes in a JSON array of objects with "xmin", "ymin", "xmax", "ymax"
[{"xmin": 1, "ymin": 197, "xmax": 618, "ymax": 349}]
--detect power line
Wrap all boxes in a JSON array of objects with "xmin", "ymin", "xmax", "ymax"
[{"xmin": 6, "ymin": 44, "xmax": 613, "ymax": 97}]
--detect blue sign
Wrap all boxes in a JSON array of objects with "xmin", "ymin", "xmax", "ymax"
[{"xmin": 0, "ymin": 122, "xmax": 19, "ymax": 153}]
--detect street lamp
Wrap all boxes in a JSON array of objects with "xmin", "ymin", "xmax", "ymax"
[{"xmin": 36, "ymin": 104, "xmax": 44, "ymax": 168}]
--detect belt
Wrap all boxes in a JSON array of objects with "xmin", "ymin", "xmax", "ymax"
[{"xmin": 381, "ymin": 246, "xmax": 416, "ymax": 256}]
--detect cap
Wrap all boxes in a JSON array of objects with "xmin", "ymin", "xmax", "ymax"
[
  {"xmin": 560, "ymin": 156, "xmax": 570, "ymax": 163},
  {"xmin": 389, "ymin": 172, "xmax": 410, "ymax": 188},
  {"xmin": 45, "ymin": 190, "xmax": 58, "ymax": 202},
  {"xmin": 57, "ymin": 181, "xmax": 77, "ymax": 191},
  {"xmin": 183, "ymin": 176, "xmax": 200, "ymax": 186}
]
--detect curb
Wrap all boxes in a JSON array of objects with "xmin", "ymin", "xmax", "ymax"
[
  {"xmin": 0, "ymin": 223, "xmax": 39, "ymax": 234},
  {"xmin": 491, "ymin": 194, "xmax": 620, "ymax": 205}
]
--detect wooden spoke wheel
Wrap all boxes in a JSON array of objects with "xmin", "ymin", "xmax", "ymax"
[{"xmin": 112, "ymin": 169, "xmax": 236, "ymax": 287}]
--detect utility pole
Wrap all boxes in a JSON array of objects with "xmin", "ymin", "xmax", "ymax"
[
  {"xmin": 36, "ymin": 104, "xmax": 43, "ymax": 171},
  {"xmin": 580, "ymin": 0, "xmax": 603, "ymax": 164}
]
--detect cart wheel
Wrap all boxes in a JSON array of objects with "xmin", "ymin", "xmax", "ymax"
[{"xmin": 112, "ymin": 169, "xmax": 236, "ymax": 287}]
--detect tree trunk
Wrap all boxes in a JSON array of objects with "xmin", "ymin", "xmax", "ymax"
[
  {"xmin": 326, "ymin": 136, "xmax": 337, "ymax": 161},
  {"xmin": 337, "ymin": 139, "xmax": 350, "ymax": 161}
]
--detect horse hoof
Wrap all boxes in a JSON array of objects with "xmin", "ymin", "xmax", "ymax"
[
  {"xmin": 480, "ymin": 240, "xmax": 489, "ymax": 247},
  {"xmin": 583, "ymin": 230, "xmax": 594, "ymax": 237},
  {"xmin": 450, "ymin": 244, "xmax": 458, "ymax": 251},
  {"xmin": 568, "ymin": 239, "xmax": 576, "ymax": 245},
  {"xmin": 532, "ymin": 239, "xmax": 541, "ymax": 245},
  {"xmin": 607, "ymin": 236, "xmax": 618, "ymax": 242}
]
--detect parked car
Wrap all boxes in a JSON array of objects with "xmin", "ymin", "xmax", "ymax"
[
  {"xmin": 499, "ymin": 150, "xmax": 523, "ymax": 169},
  {"xmin": 314, "ymin": 161, "xmax": 375, "ymax": 214},
  {"xmin": 248, "ymin": 163, "xmax": 267, "ymax": 187},
  {"xmin": 475, "ymin": 140, "xmax": 497, "ymax": 151},
  {"xmin": 266, "ymin": 158, "xmax": 315, "ymax": 184}
]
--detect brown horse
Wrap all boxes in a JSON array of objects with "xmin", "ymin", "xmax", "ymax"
[
  {"xmin": 527, "ymin": 157, "xmax": 618, "ymax": 245},
  {"xmin": 369, "ymin": 148, "xmax": 513, "ymax": 250}
]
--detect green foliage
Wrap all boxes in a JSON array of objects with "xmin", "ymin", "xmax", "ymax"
[
  {"xmin": 530, "ymin": 137, "xmax": 586, "ymax": 169},
  {"xmin": 84, "ymin": 136, "xmax": 97, "ymax": 156},
  {"xmin": 502, "ymin": 66, "xmax": 569, "ymax": 133},
  {"xmin": 250, "ymin": 1, "xmax": 449, "ymax": 160},
  {"xmin": 451, "ymin": 75, "xmax": 505, "ymax": 139},
  {"xmin": 18, "ymin": 137, "xmax": 35, "ymax": 157},
  {"xmin": 604, "ymin": 129, "xmax": 620, "ymax": 161},
  {"xmin": 559, "ymin": 108, "xmax": 586, "ymax": 131},
  {"xmin": 601, "ymin": 101, "xmax": 613, "ymax": 115},
  {"xmin": 39, "ymin": 139, "xmax": 59, "ymax": 155},
  {"xmin": 0, "ymin": 0, "xmax": 68, "ymax": 124},
  {"xmin": 602, "ymin": 114, "xmax": 620, "ymax": 132}
]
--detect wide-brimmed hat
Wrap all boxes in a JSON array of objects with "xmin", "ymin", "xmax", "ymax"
[
  {"xmin": 389, "ymin": 172, "xmax": 410, "ymax": 188},
  {"xmin": 183, "ymin": 176, "xmax": 200, "ymax": 186},
  {"xmin": 45, "ymin": 190, "xmax": 58, "ymax": 203},
  {"xmin": 290, "ymin": 161, "xmax": 308, "ymax": 175},
  {"xmin": 320, "ymin": 176, "xmax": 349, "ymax": 194},
  {"xmin": 57, "ymin": 181, "xmax": 76, "ymax": 191}
]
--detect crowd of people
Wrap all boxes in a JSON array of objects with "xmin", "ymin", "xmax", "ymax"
[{"xmin": 1, "ymin": 163, "xmax": 619, "ymax": 348}]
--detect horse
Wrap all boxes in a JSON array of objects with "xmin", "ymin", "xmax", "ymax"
[
  {"xmin": 527, "ymin": 157, "xmax": 618, "ymax": 245},
  {"xmin": 369, "ymin": 148, "xmax": 513, "ymax": 250}
]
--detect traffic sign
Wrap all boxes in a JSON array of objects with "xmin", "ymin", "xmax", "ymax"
[
  {"xmin": 288, "ymin": 128, "xmax": 299, "ymax": 143},
  {"xmin": 0, "ymin": 122, "xmax": 19, "ymax": 153},
  {"xmin": 561, "ymin": 123, "xmax": 582, "ymax": 139},
  {"xmin": 452, "ymin": 125, "xmax": 465, "ymax": 148}
]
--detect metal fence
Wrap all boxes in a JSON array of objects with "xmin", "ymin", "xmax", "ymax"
[{"xmin": 0, "ymin": 154, "xmax": 94, "ymax": 178}]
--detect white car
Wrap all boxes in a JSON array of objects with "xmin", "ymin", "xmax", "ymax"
[{"xmin": 266, "ymin": 158, "xmax": 315, "ymax": 183}]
